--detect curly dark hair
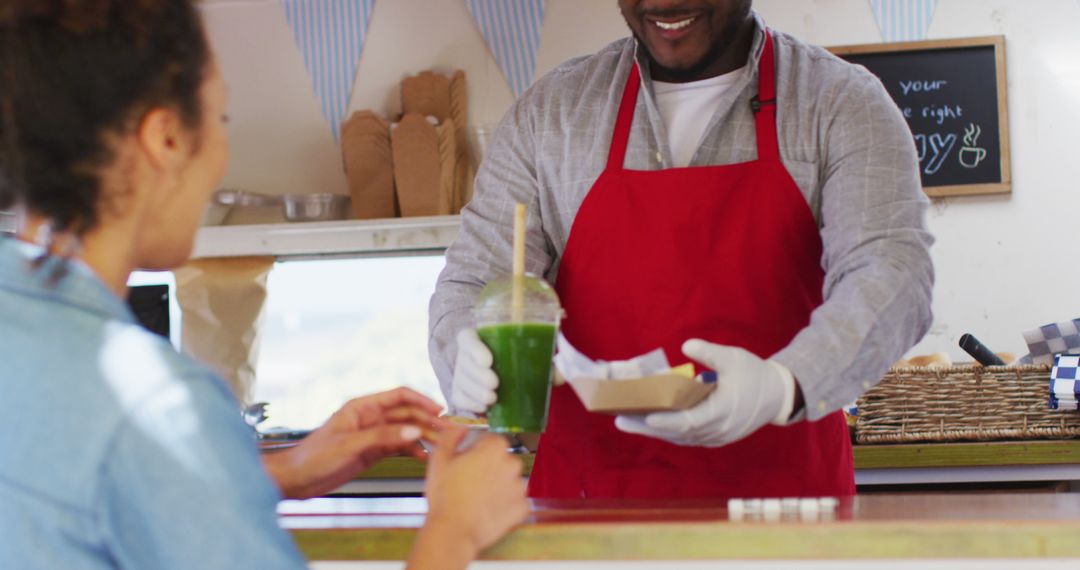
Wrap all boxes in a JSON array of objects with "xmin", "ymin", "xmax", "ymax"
[{"xmin": 0, "ymin": 0, "xmax": 211, "ymax": 235}]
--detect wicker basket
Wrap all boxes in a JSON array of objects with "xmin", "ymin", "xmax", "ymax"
[{"xmin": 854, "ymin": 364, "xmax": 1080, "ymax": 444}]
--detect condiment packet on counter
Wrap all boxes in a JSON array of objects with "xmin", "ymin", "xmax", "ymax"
[{"xmin": 554, "ymin": 333, "xmax": 715, "ymax": 414}]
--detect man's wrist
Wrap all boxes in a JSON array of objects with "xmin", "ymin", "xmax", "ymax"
[
  {"xmin": 768, "ymin": 360, "xmax": 797, "ymax": 425},
  {"xmin": 789, "ymin": 381, "xmax": 806, "ymax": 422}
]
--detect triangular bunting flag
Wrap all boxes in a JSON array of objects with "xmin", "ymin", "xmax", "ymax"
[
  {"xmin": 280, "ymin": 0, "xmax": 376, "ymax": 141},
  {"xmin": 870, "ymin": 0, "xmax": 940, "ymax": 42},
  {"xmin": 466, "ymin": 0, "xmax": 545, "ymax": 97}
]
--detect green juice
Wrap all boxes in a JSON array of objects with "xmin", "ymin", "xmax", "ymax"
[{"xmin": 477, "ymin": 322, "xmax": 557, "ymax": 433}]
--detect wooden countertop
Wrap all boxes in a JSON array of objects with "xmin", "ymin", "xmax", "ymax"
[
  {"xmin": 280, "ymin": 493, "xmax": 1080, "ymax": 560},
  {"xmin": 854, "ymin": 440, "xmax": 1080, "ymax": 468},
  {"xmin": 347, "ymin": 440, "xmax": 1080, "ymax": 480}
]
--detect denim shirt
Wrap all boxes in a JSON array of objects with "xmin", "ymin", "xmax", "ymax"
[{"xmin": 0, "ymin": 238, "xmax": 306, "ymax": 568}]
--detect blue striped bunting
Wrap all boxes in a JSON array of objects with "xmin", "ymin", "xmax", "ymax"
[
  {"xmin": 870, "ymin": 0, "xmax": 939, "ymax": 42},
  {"xmin": 466, "ymin": 0, "xmax": 545, "ymax": 97},
  {"xmin": 280, "ymin": 0, "xmax": 376, "ymax": 141}
]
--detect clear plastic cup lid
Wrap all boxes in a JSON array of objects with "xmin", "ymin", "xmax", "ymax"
[{"xmin": 474, "ymin": 273, "xmax": 562, "ymax": 325}]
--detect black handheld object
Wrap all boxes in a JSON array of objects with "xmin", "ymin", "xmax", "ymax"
[
  {"xmin": 958, "ymin": 333, "xmax": 1006, "ymax": 366},
  {"xmin": 127, "ymin": 284, "xmax": 170, "ymax": 339}
]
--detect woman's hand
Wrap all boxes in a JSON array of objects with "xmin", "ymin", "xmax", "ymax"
[
  {"xmin": 263, "ymin": 387, "xmax": 444, "ymax": 500},
  {"xmin": 407, "ymin": 427, "xmax": 529, "ymax": 569}
]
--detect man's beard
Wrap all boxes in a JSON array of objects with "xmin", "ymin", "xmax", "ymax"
[{"xmin": 634, "ymin": 7, "xmax": 752, "ymax": 82}]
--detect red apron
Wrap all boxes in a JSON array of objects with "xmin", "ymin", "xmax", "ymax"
[{"xmin": 528, "ymin": 31, "xmax": 855, "ymax": 499}]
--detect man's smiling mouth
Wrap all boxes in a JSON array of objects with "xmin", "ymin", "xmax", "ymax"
[{"xmin": 652, "ymin": 16, "xmax": 696, "ymax": 31}]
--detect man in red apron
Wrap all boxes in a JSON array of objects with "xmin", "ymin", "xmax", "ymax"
[{"xmin": 430, "ymin": 1, "xmax": 933, "ymax": 499}]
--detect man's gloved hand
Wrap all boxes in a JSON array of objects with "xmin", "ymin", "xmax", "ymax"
[
  {"xmin": 450, "ymin": 328, "xmax": 499, "ymax": 415},
  {"xmin": 614, "ymin": 339, "xmax": 796, "ymax": 447}
]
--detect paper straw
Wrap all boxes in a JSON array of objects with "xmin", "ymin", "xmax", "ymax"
[{"xmin": 512, "ymin": 203, "xmax": 525, "ymax": 322}]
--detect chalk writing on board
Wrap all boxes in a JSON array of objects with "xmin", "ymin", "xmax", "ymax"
[
  {"xmin": 899, "ymin": 80, "xmax": 948, "ymax": 96},
  {"xmin": 833, "ymin": 38, "xmax": 1007, "ymax": 195},
  {"xmin": 913, "ymin": 133, "xmax": 957, "ymax": 176},
  {"xmin": 900, "ymin": 104, "xmax": 964, "ymax": 125},
  {"xmin": 959, "ymin": 123, "xmax": 987, "ymax": 168},
  {"xmin": 895, "ymin": 79, "xmax": 978, "ymax": 176}
]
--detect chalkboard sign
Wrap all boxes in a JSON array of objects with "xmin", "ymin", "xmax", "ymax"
[{"xmin": 829, "ymin": 36, "xmax": 1010, "ymax": 197}]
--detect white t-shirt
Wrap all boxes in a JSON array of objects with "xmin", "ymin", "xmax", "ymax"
[{"xmin": 653, "ymin": 66, "xmax": 746, "ymax": 167}]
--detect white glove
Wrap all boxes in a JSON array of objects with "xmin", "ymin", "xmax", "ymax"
[
  {"xmin": 449, "ymin": 328, "xmax": 499, "ymax": 415},
  {"xmin": 614, "ymin": 339, "xmax": 797, "ymax": 447}
]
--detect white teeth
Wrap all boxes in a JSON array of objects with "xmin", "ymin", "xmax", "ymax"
[{"xmin": 654, "ymin": 17, "xmax": 695, "ymax": 31}]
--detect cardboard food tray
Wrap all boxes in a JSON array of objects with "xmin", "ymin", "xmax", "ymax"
[{"xmin": 568, "ymin": 373, "xmax": 716, "ymax": 415}]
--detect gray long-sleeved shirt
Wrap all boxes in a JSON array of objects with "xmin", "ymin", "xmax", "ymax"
[{"xmin": 429, "ymin": 16, "xmax": 934, "ymax": 421}]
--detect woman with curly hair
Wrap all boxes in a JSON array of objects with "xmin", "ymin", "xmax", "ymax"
[{"xmin": 0, "ymin": 2, "xmax": 527, "ymax": 568}]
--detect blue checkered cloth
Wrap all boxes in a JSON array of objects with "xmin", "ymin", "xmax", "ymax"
[
  {"xmin": 1050, "ymin": 354, "xmax": 1080, "ymax": 410},
  {"xmin": 1023, "ymin": 318, "xmax": 1080, "ymax": 365}
]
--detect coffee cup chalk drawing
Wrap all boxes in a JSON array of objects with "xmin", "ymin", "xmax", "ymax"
[{"xmin": 959, "ymin": 123, "xmax": 987, "ymax": 169}]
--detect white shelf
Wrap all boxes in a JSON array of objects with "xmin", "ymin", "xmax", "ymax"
[{"xmin": 190, "ymin": 215, "xmax": 461, "ymax": 259}]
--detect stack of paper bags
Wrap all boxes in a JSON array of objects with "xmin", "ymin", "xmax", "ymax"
[
  {"xmin": 392, "ymin": 70, "xmax": 471, "ymax": 216},
  {"xmin": 340, "ymin": 70, "xmax": 472, "ymax": 218}
]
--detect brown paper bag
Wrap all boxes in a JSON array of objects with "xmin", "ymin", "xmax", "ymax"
[
  {"xmin": 401, "ymin": 71, "xmax": 451, "ymax": 121},
  {"xmin": 391, "ymin": 114, "xmax": 442, "ymax": 216},
  {"xmin": 448, "ymin": 70, "xmax": 473, "ymax": 212},
  {"xmin": 401, "ymin": 69, "xmax": 472, "ymax": 213},
  {"xmin": 341, "ymin": 110, "xmax": 397, "ymax": 219},
  {"xmin": 173, "ymin": 256, "xmax": 274, "ymax": 406},
  {"xmin": 567, "ymin": 373, "xmax": 716, "ymax": 415}
]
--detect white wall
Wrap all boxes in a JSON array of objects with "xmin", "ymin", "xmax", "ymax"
[
  {"xmin": 755, "ymin": 0, "xmax": 1080, "ymax": 362},
  {"xmin": 200, "ymin": 0, "xmax": 1080, "ymax": 363}
]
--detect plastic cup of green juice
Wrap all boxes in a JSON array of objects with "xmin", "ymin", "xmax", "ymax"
[{"xmin": 474, "ymin": 274, "xmax": 562, "ymax": 433}]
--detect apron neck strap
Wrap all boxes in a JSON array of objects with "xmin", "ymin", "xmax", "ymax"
[
  {"xmin": 607, "ymin": 28, "xmax": 779, "ymax": 170},
  {"xmin": 607, "ymin": 63, "xmax": 642, "ymax": 171},
  {"xmin": 752, "ymin": 30, "xmax": 780, "ymax": 161}
]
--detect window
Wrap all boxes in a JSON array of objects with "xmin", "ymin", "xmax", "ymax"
[{"xmin": 253, "ymin": 255, "xmax": 447, "ymax": 430}]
